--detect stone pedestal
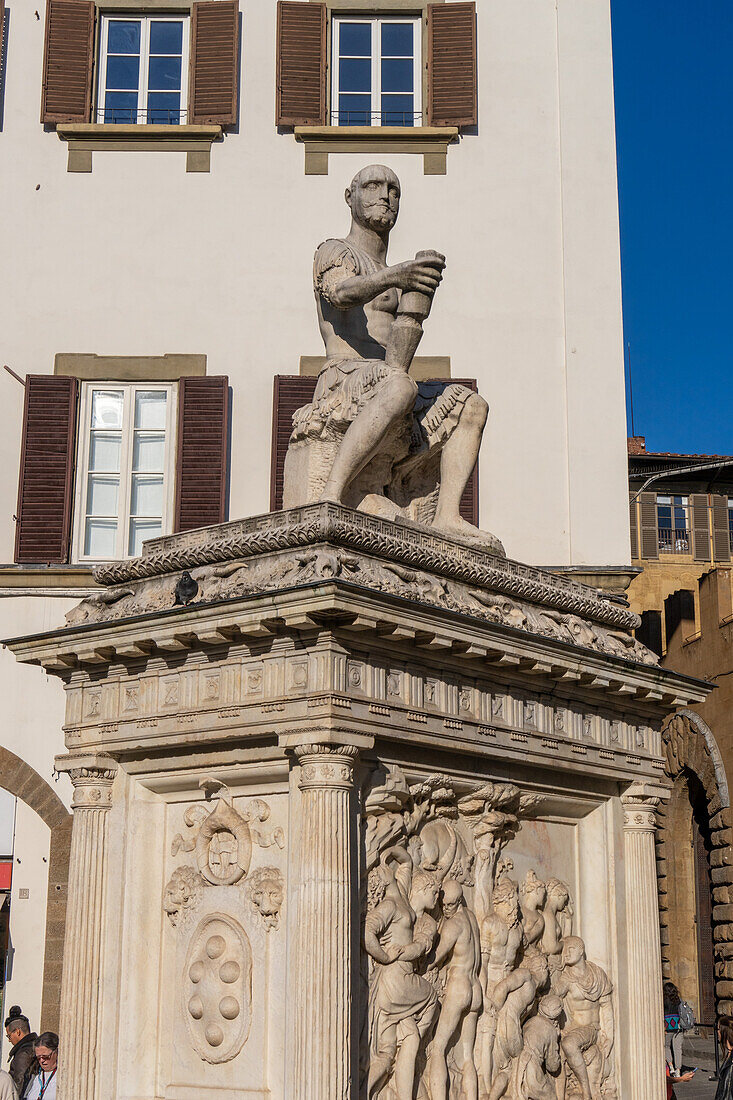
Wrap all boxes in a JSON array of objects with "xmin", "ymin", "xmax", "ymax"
[
  {"xmin": 622, "ymin": 784, "xmax": 669, "ymax": 1100},
  {"xmin": 292, "ymin": 744, "xmax": 358, "ymax": 1100},
  {"xmin": 7, "ymin": 507, "xmax": 708, "ymax": 1100},
  {"xmin": 55, "ymin": 755, "xmax": 116, "ymax": 1100}
]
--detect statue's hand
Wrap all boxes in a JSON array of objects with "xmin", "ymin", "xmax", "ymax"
[{"xmin": 388, "ymin": 256, "xmax": 445, "ymax": 295}]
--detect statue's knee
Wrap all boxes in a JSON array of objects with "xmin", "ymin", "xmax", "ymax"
[{"xmin": 384, "ymin": 373, "xmax": 418, "ymax": 416}]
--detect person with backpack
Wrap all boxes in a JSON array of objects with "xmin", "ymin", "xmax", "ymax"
[
  {"xmin": 663, "ymin": 981, "xmax": 694, "ymax": 1073},
  {"xmin": 3, "ymin": 1009, "xmax": 37, "ymax": 1098}
]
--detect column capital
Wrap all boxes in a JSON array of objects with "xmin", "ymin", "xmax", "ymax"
[
  {"xmin": 621, "ymin": 782, "xmax": 670, "ymax": 831},
  {"xmin": 294, "ymin": 743, "xmax": 359, "ymax": 791},
  {"xmin": 55, "ymin": 752, "xmax": 117, "ymax": 809}
]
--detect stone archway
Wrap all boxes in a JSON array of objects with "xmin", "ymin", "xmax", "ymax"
[
  {"xmin": 660, "ymin": 710, "xmax": 733, "ymax": 1018},
  {"xmin": 0, "ymin": 748, "xmax": 71, "ymax": 1032}
]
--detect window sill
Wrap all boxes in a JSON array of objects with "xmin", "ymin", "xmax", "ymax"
[
  {"xmin": 293, "ymin": 125, "xmax": 459, "ymax": 175},
  {"xmin": 0, "ymin": 565, "xmax": 99, "ymax": 596},
  {"xmin": 56, "ymin": 124, "xmax": 223, "ymax": 174}
]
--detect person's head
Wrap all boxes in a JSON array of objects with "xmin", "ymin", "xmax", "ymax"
[
  {"xmin": 718, "ymin": 1014, "xmax": 733, "ymax": 1052},
  {"xmin": 4, "ymin": 1007, "xmax": 29, "ymax": 1047},
  {"xmin": 345, "ymin": 165, "xmax": 401, "ymax": 234},
  {"xmin": 441, "ymin": 878, "xmax": 464, "ymax": 917},
  {"xmin": 34, "ymin": 1033, "xmax": 58, "ymax": 1074},
  {"xmin": 663, "ymin": 981, "xmax": 681, "ymax": 1014}
]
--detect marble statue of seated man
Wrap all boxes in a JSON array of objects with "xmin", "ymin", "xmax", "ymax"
[{"xmin": 282, "ymin": 163, "xmax": 504, "ymax": 554}]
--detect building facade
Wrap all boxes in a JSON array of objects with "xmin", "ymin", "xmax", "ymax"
[{"xmin": 0, "ymin": 0, "xmax": 632, "ymax": 1039}]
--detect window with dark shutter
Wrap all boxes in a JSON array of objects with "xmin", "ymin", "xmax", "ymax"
[
  {"xmin": 639, "ymin": 492, "xmax": 658, "ymax": 560},
  {"xmin": 276, "ymin": 0, "xmax": 326, "ymax": 126},
  {"xmin": 712, "ymin": 494, "xmax": 731, "ymax": 562},
  {"xmin": 41, "ymin": 0, "xmax": 95, "ymax": 125},
  {"xmin": 190, "ymin": 0, "xmax": 239, "ymax": 126},
  {"xmin": 629, "ymin": 492, "xmax": 639, "ymax": 560},
  {"xmin": 270, "ymin": 375, "xmax": 479, "ymax": 526},
  {"xmin": 0, "ymin": 0, "xmax": 6, "ymax": 87},
  {"xmin": 427, "ymin": 1, "xmax": 477, "ymax": 127},
  {"xmin": 174, "ymin": 376, "xmax": 230, "ymax": 532},
  {"xmin": 691, "ymin": 493, "xmax": 711, "ymax": 562},
  {"xmin": 15, "ymin": 376, "xmax": 78, "ymax": 564}
]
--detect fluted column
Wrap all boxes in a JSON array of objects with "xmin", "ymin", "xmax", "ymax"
[
  {"xmin": 622, "ymin": 783, "xmax": 668, "ymax": 1100},
  {"xmin": 292, "ymin": 743, "xmax": 359, "ymax": 1100},
  {"xmin": 55, "ymin": 754, "xmax": 117, "ymax": 1100}
]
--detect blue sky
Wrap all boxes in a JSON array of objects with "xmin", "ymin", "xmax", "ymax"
[{"xmin": 611, "ymin": 0, "xmax": 733, "ymax": 455}]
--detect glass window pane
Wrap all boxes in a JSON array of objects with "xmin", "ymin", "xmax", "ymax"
[
  {"xmin": 148, "ymin": 55, "xmax": 182, "ymax": 91},
  {"xmin": 133, "ymin": 433, "xmax": 165, "ymax": 471},
  {"xmin": 134, "ymin": 391, "xmax": 167, "ymax": 430},
  {"xmin": 89, "ymin": 433, "xmax": 121, "ymax": 472},
  {"xmin": 130, "ymin": 475, "xmax": 164, "ymax": 517},
  {"xmin": 147, "ymin": 92, "xmax": 181, "ymax": 125},
  {"xmin": 381, "ymin": 22, "xmax": 413, "ymax": 57},
  {"xmin": 85, "ymin": 519, "xmax": 118, "ymax": 559},
  {"xmin": 381, "ymin": 58, "xmax": 413, "ymax": 94},
  {"xmin": 150, "ymin": 20, "xmax": 183, "ymax": 54},
  {"xmin": 339, "ymin": 22, "xmax": 371, "ymax": 57},
  {"xmin": 339, "ymin": 57, "xmax": 371, "ymax": 93},
  {"xmin": 107, "ymin": 20, "xmax": 141, "ymax": 54},
  {"xmin": 106, "ymin": 54, "xmax": 140, "ymax": 91},
  {"xmin": 103, "ymin": 93, "xmax": 139, "ymax": 124},
  {"xmin": 381, "ymin": 94, "xmax": 414, "ymax": 126},
  {"xmin": 337, "ymin": 93, "xmax": 371, "ymax": 126},
  {"xmin": 129, "ymin": 519, "xmax": 162, "ymax": 557},
  {"xmin": 91, "ymin": 390, "xmax": 123, "ymax": 429},
  {"xmin": 86, "ymin": 475, "xmax": 119, "ymax": 517}
]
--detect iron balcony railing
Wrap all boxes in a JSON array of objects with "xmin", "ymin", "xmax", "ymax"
[
  {"xmin": 96, "ymin": 107, "xmax": 187, "ymax": 125},
  {"xmin": 330, "ymin": 109, "xmax": 422, "ymax": 127},
  {"xmin": 658, "ymin": 527, "xmax": 691, "ymax": 554}
]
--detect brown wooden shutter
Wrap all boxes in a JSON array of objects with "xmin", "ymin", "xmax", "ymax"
[
  {"xmin": 40, "ymin": 0, "xmax": 95, "ymax": 125},
  {"xmin": 691, "ymin": 493, "xmax": 711, "ymax": 562},
  {"xmin": 0, "ymin": 0, "xmax": 6, "ymax": 84},
  {"xmin": 189, "ymin": 0, "xmax": 239, "ymax": 126},
  {"xmin": 639, "ymin": 492, "xmax": 659, "ymax": 560},
  {"xmin": 271, "ymin": 376, "xmax": 317, "ymax": 511},
  {"xmin": 15, "ymin": 376, "xmax": 78, "ymax": 564},
  {"xmin": 712, "ymin": 494, "xmax": 731, "ymax": 562},
  {"xmin": 276, "ymin": 1, "xmax": 326, "ymax": 126},
  {"xmin": 629, "ymin": 493, "xmax": 639, "ymax": 560},
  {"xmin": 174, "ymin": 376, "xmax": 230, "ymax": 532},
  {"xmin": 270, "ymin": 375, "xmax": 479, "ymax": 526},
  {"xmin": 427, "ymin": 2, "xmax": 477, "ymax": 127}
]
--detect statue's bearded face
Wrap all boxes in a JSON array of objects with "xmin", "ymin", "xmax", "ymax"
[{"xmin": 347, "ymin": 168, "xmax": 401, "ymax": 231}]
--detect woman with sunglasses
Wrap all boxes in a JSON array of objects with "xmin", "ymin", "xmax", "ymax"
[{"xmin": 21, "ymin": 1034, "xmax": 57, "ymax": 1100}]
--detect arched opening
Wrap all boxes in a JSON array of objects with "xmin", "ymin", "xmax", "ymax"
[{"xmin": 659, "ymin": 710, "xmax": 732, "ymax": 1024}]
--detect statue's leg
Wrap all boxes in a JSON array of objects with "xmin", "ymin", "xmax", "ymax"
[
  {"xmin": 432, "ymin": 394, "xmax": 488, "ymax": 536},
  {"xmin": 320, "ymin": 373, "xmax": 418, "ymax": 504}
]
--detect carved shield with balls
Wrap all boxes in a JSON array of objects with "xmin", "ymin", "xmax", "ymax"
[{"xmin": 184, "ymin": 914, "xmax": 253, "ymax": 1063}]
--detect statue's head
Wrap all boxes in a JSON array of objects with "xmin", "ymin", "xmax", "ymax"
[
  {"xmin": 562, "ymin": 935, "xmax": 586, "ymax": 968},
  {"xmin": 411, "ymin": 868, "xmax": 439, "ymax": 912},
  {"xmin": 545, "ymin": 877, "xmax": 570, "ymax": 911},
  {"xmin": 346, "ymin": 164, "xmax": 401, "ymax": 233},
  {"xmin": 539, "ymin": 994, "xmax": 563, "ymax": 1021},
  {"xmin": 492, "ymin": 879, "xmax": 519, "ymax": 926},
  {"xmin": 525, "ymin": 951, "xmax": 550, "ymax": 988},
  {"xmin": 520, "ymin": 868, "xmax": 546, "ymax": 907},
  {"xmin": 441, "ymin": 878, "xmax": 464, "ymax": 916}
]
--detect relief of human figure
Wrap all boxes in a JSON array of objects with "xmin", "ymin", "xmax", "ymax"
[
  {"xmin": 283, "ymin": 163, "xmax": 503, "ymax": 551},
  {"xmin": 554, "ymin": 937, "xmax": 615, "ymax": 1100},
  {"xmin": 425, "ymin": 880, "xmax": 483, "ymax": 1100},
  {"xmin": 364, "ymin": 865, "xmax": 440, "ymax": 1099},
  {"xmin": 540, "ymin": 878, "xmax": 573, "ymax": 965},
  {"xmin": 477, "ymin": 879, "xmax": 523, "ymax": 1097},
  {"xmin": 487, "ymin": 953, "xmax": 550, "ymax": 1100},
  {"xmin": 519, "ymin": 870, "xmax": 546, "ymax": 955},
  {"xmin": 511, "ymin": 994, "xmax": 563, "ymax": 1100}
]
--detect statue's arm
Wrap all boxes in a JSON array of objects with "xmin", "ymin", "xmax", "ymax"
[
  {"xmin": 328, "ymin": 259, "xmax": 445, "ymax": 309},
  {"xmin": 364, "ymin": 900, "xmax": 396, "ymax": 964}
]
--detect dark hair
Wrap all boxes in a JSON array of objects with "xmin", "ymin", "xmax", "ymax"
[
  {"xmin": 4, "ymin": 1006, "xmax": 29, "ymax": 1033},
  {"xmin": 34, "ymin": 1032, "xmax": 58, "ymax": 1052},
  {"xmin": 663, "ymin": 982, "xmax": 681, "ymax": 1014},
  {"xmin": 719, "ymin": 1015, "xmax": 733, "ymax": 1051}
]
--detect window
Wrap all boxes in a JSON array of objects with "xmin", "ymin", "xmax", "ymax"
[
  {"xmin": 331, "ymin": 17, "xmax": 421, "ymax": 127},
  {"xmin": 97, "ymin": 15, "xmax": 189, "ymax": 125},
  {"xmin": 74, "ymin": 383, "xmax": 177, "ymax": 561},
  {"xmin": 656, "ymin": 494, "xmax": 690, "ymax": 554}
]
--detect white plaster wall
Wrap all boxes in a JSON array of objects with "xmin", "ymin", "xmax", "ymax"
[
  {"xmin": 0, "ymin": 0, "xmax": 630, "ymax": 568},
  {"xmin": 4, "ymin": 799, "xmax": 51, "ymax": 1033}
]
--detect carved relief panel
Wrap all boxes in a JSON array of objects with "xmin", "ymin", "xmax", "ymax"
[{"xmin": 184, "ymin": 914, "xmax": 253, "ymax": 1064}]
